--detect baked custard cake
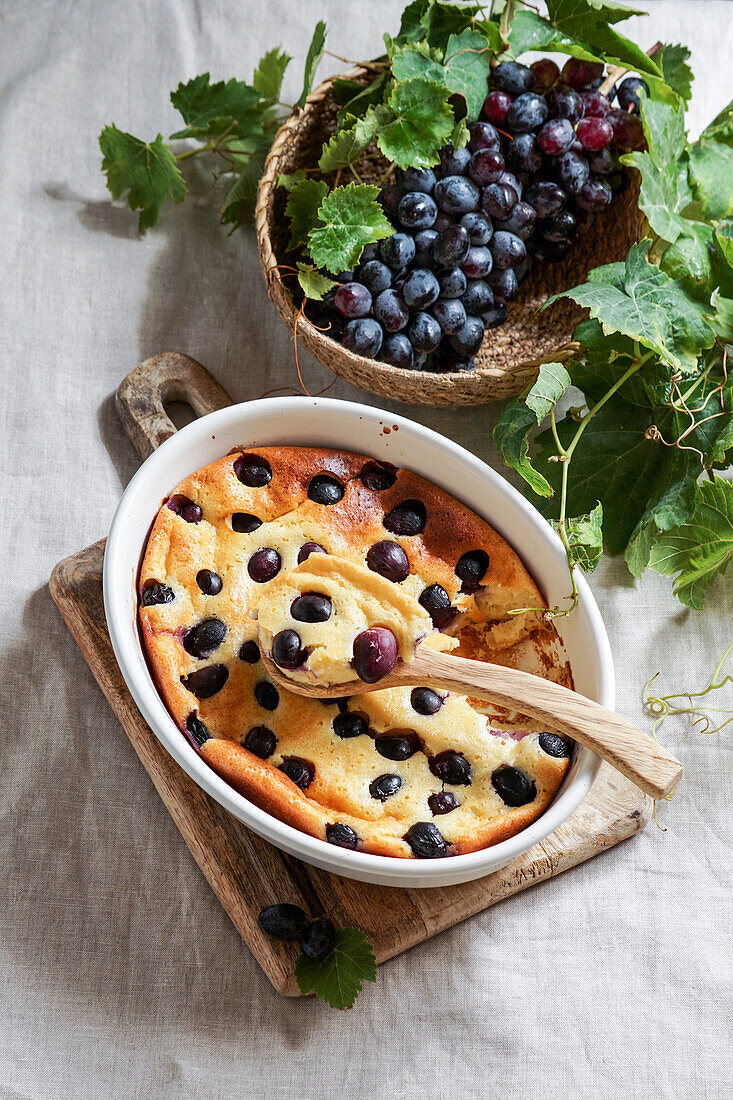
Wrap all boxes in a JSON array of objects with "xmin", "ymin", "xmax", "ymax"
[{"xmin": 138, "ymin": 445, "xmax": 574, "ymax": 859}]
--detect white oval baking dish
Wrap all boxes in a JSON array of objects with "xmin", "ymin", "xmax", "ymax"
[{"xmin": 104, "ymin": 397, "xmax": 610, "ymax": 888}]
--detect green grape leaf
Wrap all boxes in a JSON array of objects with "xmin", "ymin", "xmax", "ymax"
[
  {"xmin": 298, "ymin": 20, "xmax": 327, "ymax": 109},
  {"xmin": 443, "ymin": 29, "xmax": 492, "ymax": 120},
  {"xmin": 285, "ymin": 177, "xmax": 329, "ymax": 248},
  {"xmin": 99, "ymin": 125, "xmax": 186, "ymax": 232},
  {"xmin": 308, "ymin": 183, "xmax": 393, "ymax": 274},
  {"xmin": 318, "ymin": 113, "xmax": 378, "ymax": 173},
  {"xmin": 648, "ymin": 477, "xmax": 733, "ymax": 609},
  {"xmin": 169, "ymin": 73, "xmax": 265, "ymax": 139},
  {"xmin": 493, "ymin": 363, "xmax": 570, "ymax": 498},
  {"xmin": 688, "ymin": 99, "xmax": 733, "ymax": 221},
  {"xmin": 391, "ymin": 42, "xmax": 446, "ymax": 84},
  {"xmin": 335, "ymin": 73, "xmax": 390, "ymax": 126},
  {"xmin": 655, "ymin": 44, "xmax": 693, "ymax": 104},
  {"xmin": 219, "ymin": 137, "xmax": 272, "ymax": 229},
  {"xmin": 253, "ymin": 48, "xmax": 292, "ymax": 102},
  {"xmin": 620, "ymin": 95, "xmax": 693, "ymax": 245},
  {"xmin": 331, "ymin": 79, "xmax": 366, "ymax": 105},
  {"xmin": 553, "ymin": 504, "xmax": 604, "ymax": 573},
  {"xmin": 421, "ymin": 2, "xmax": 482, "ymax": 51},
  {"xmin": 391, "ymin": 0, "xmax": 431, "ymax": 48},
  {"xmin": 295, "ymin": 927, "xmax": 377, "ymax": 1009},
  {"xmin": 547, "ymin": 240, "xmax": 717, "ymax": 373},
  {"xmin": 376, "ymin": 78, "xmax": 454, "ymax": 169},
  {"xmin": 278, "ymin": 170, "xmax": 310, "ymax": 192},
  {"xmin": 297, "ymin": 263, "xmax": 336, "ymax": 301},
  {"xmin": 525, "ymin": 361, "xmax": 571, "ymax": 421}
]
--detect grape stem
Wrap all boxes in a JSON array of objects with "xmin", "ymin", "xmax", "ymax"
[{"xmin": 599, "ymin": 41, "xmax": 663, "ymax": 96}]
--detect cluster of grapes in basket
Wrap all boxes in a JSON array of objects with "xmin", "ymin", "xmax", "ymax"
[{"xmin": 319, "ymin": 57, "xmax": 647, "ymax": 373}]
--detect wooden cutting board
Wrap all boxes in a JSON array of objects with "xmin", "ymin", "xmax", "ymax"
[{"xmin": 49, "ymin": 352, "xmax": 651, "ymax": 997}]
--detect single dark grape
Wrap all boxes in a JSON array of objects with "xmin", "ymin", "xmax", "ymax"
[
  {"xmin": 431, "ymin": 750, "xmax": 472, "ymax": 786},
  {"xmin": 380, "ymin": 333, "xmax": 414, "ymax": 369},
  {"xmin": 492, "ymin": 60, "xmax": 535, "ymax": 97},
  {"xmin": 491, "ymin": 764, "xmax": 537, "ymax": 806},
  {"xmin": 433, "ymin": 224, "xmax": 471, "ymax": 268},
  {"xmin": 437, "ymin": 267, "xmax": 467, "ymax": 299},
  {"xmin": 577, "ymin": 116, "xmax": 612, "ymax": 151},
  {"xmin": 352, "ymin": 627, "xmax": 398, "ymax": 683},
  {"xmin": 359, "ymin": 260, "xmax": 392, "ymax": 296},
  {"xmin": 524, "ymin": 180, "xmax": 566, "ymax": 217},
  {"xmin": 238, "ymin": 640, "xmax": 260, "ymax": 663},
  {"xmin": 414, "ymin": 228, "xmax": 439, "ymax": 266},
  {"xmin": 539, "ymin": 731, "xmax": 573, "ymax": 758},
  {"xmin": 404, "ymin": 822, "xmax": 449, "ymax": 858},
  {"xmin": 580, "ymin": 90, "xmax": 611, "ymax": 118},
  {"xmin": 428, "ymin": 791, "xmax": 459, "ymax": 816},
  {"xmin": 257, "ymin": 904, "xmax": 307, "ymax": 941},
  {"xmin": 298, "ymin": 541, "xmax": 326, "ymax": 564},
  {"xmin": 561, "ymin": 57, "xmax": 604, "ymax": 90},
  {"xmin": 461, "ymin": 246, "xmax": 492, "ymax": 279},
  {"xmin": 576, "ymin": 176, "xmax": 612, "ymax": 210},
  {"xmin": 506, "ymin": 133, "xmax": 541, "ymax": 174},
  {"xmin": 182, "ymin": 664, "xmax": 229, "ymax": 699},
  {"xmin": 538, "ymin": 116, "xmax": 575, "ymax": 155},
  {"xmin": 326, "ymin": 822, "xmax": 358, "ymax": 849},
  {"xmin": 460, "ymin": 211, "xmax": 493, "ymax": 246},
  {"xmin": 482, "ymin": 90, "xmax": 513, "ymax": 125},
  {"xmin": 508, "ymin": 92, "xmax": 548, "ymax": 133},
  {"xmin": 406, "ymin": 312, "xmax": 442, "ymax": 353},
  {"xmin": 380, "ymin": 232, "xmax": 416, "ymax": 270},
  {"xmin": 403, "ymin": 268, "xmax": 440, "ymax": 309},
  {"xmin": 279, "ymin": 758, "xmax": 314, "ymax": 789},
  {"xmin": 245, "ymin": 725, "xmax": 276, "ymax": 759},
  {"xmin": 183, "ymin": 618, "xmax": 226, "ymax": 658},
  {"xmin": 167, "ymin": 494, "xmax": 202, "ymax": 523},
  {"xmin": 369, "ymin": 773, "xmax": 403, "ymax": 802},
  {"xmin": 449, "ymin": 315, "xmax": 485, "ymax": 357},
  {"xmin": 554, "ymin": 150, "xmax": 590, "ymax": 194},
  {"xmin": 488, "ymin": 266, "xmax": 519, "ymax": 302},
  {"xmin": 334, "ymin": 282, "xmax": 371, "ymax": 319},
  {"xmin": 141, "ymin": 581, "xmax": 175, "ymax": 606},
  {"xmin": 468, "ymin": 148, "xmax": 505, "ymax": 186},
  {"xmin": 403, "ymin": 166, "xmax": 437, "ymax": 193},
  {"xmin": 434, "ymin": 175, "xmax": 480, "ymax": 215},
  {"xmin": 378, "ymin": 182, "xmax": 405, "ymax": 217},
  {"xmin": 431, "ymin": 297, "xmax": 467, "ymax": 334},
  {"xmin": 608, "ymin": 109, "xmax": 645, "ymax": 151},
  {"xmin": 374, "ymin": 288, "xmax": 409, "ymax": 333},
  {"xmin": 418, "ymin": 583, "xmax": 455, "ymax": 629},
  {"xmin": 291, "ymin": 592, "xmax": 332, "ymax": 623},
  {"xmin": 461, "ymin": 279, "xmax": 493, "ymax": 315},
  {"xmin": 398, "ymin": 191, "xmax": 438, "ymax": 230},
  {"xmin": 587, "ymin": 147, "xmax": 616, "ymax": 176},
  {"xmin": 531, "ymin": 58, "xmax": 560, "ymax": 93},
  {"xmin": 440, "ymin": 144, "xmax": 472, "ymax": 175},
  {"xmin": 495, "ymin": 201, "xmax": 536, "ymax": 241},
  {"xmin": 383, "ymin": 499, "xmax": 426, "ymax": 535},
  {"xmin": 546, "ymin": 83, "xmax": 584, "ymax": 123},
  {"xmin": 482, "ymin": 302, "xmax": 508, "ymax": 328},
  {"xmin": 490, "ymin": 231, "xmax": 526, "ymax": 269},
  {"xmin": 196, "ymin": 569, "xmax": 222, "ymax": 596},
  {"xmin": 540, "ymin": 208, "xmax": 578, "ymax": 242},
  {"xmin": 366, "ymin": 540, "xmax": 409, "ymax": 582},
  {"xmin": 271, "ymin": 628, "xmax": 306, "ymax": 669},
  {"xmin": 616, "ymin": 76, "xmax": 649, "ymax": 114},
  {"xmin": 361, "ymin": 242, "xmax": 379, "ymax": 262},
  {"xmin": 499, "ymin": 171, "xmax": 523, "ymax": 200},
  {"xmin": 341, "ymin": 318, "xmax": 383, "ymax": 357},
  {"xmin": 468, "ymin": 120, "xmax": 501, "ymax": 152},
  {"xmin": 302, "ymin": 918, "xmax": 336, "ymax": 960},
  {"xmin": 411, "ymin": 687, "xmax": 444, "ymax": 715},
  {"xmin": 482, "ymin": 181, "xmax": 517, "ymax": 220}
]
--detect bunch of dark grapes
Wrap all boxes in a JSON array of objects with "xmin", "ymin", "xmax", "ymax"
[{"xmin": 319, "ymin": 58, "xmax": 647, "ymax": 373}]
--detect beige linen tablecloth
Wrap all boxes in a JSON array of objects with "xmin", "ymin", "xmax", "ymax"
[{"xmin": 1, "ymin": 1, "xmax": 731, "ymax": 1096}]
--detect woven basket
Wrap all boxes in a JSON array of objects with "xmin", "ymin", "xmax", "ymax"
[{"xmin": 255, "ymin": 66, "xmax": 643, "ymax": 407}]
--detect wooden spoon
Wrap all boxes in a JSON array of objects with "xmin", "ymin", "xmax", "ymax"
[{"xmin": 261, "ymin": 644, "xmax": 682, "ymax": 800}]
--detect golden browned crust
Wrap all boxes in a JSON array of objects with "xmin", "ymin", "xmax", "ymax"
[{"xmin": 138, "ymin": 445, "xmax": 571, "ymax": 860}]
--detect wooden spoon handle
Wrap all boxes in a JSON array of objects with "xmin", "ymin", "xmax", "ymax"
[{"xmin": 408, "ymin": 649, "xmax": 682, "ymax": 800}]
